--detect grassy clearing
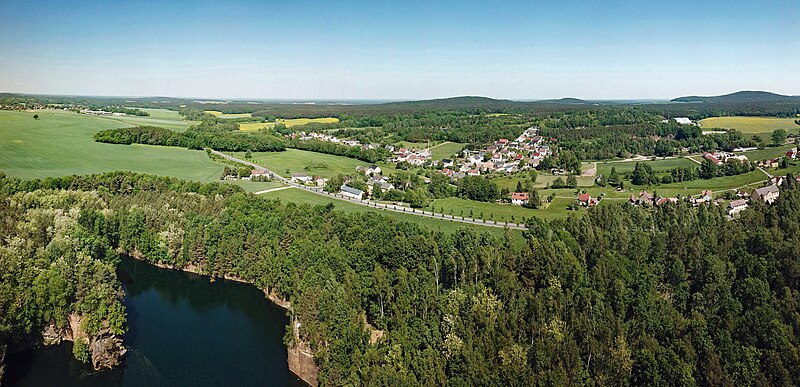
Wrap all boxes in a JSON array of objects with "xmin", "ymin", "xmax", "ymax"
[
  {"xmin": 239, "ymin": 117, "xmax": 340, "ymax": 131},
  {"xmin": 0, "ymin": 110, "xmax": 227, "ymax": 181},
  {"xmin": 429, "ymin": 142, "xmax": 466, "ymax": 160},
  {"xmin": 396, "ymin": 141, "xmax": 433, "ymax": 149},
  {"xmin": 738, "ymin": 145, "xmax": 796, "ymax": 161},
  {"xmin": 596, "ymin": 157, "xmax": 697, "ymax": 176},
  {"xmin": 699, "ymin": 116, "xmax": 800, "ymax": 133},
  {"xmin": 260, "ymin": 187, "xmax": 518, "ymax": 237},
  {"xmin": 431, "ymin": 197, "xmax": 574, "ymax": 222},
  {"xmin": 492, "ymin": 174, "xmax": 595, "ymax": 191},
  {"xmin": 103, "ymin": 108, "xmax": 195, "ymax": 131},
  {"xmin": 237, "ymin": 149, "xmax": 396, "ymax": 179}
]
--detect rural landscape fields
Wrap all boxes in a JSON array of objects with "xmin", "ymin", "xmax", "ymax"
[
  {"xmin": 2, "ymin": 93, "xmax": 800, "ymax": 387},
  {"xmin": 0, "ymin": 107, "xmax": 517, "ymax": 236}
]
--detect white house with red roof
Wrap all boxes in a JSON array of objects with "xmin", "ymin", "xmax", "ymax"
[{"xmin": 511, "ymin": 192, "xmax": 529, "ymax": 206}]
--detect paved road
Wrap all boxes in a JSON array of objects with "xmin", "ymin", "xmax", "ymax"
[{"xmin": 209, "ymin": 149, "xmax": 528, "ymax": 230}]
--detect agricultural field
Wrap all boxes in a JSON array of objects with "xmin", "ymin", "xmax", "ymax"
[
  {"xmin": 238, "ymin": 117, "xmax": 340, "ymax": 131},
  {"xmin": 0, "ymin": 109, "xmax": 226, "ymax": 181},
  {"xmin": 699, "ymin": 116, "xmax": 800, "ymax": 134},
  {"xmin": 205, "ymin": 110, "xmax": 253, "ymax": 119},
  {"xmin": 236, "ymin": 149, "xmax": 396, "ymax": 179},
  {"xmin": 429, "ymin": 141, "xmax": 466, "ymax": 160},
  {"xmin": 259, "ymin": 186, "xmax": 518, "ymax": 237},
  {"xmin": 102, "ymin": 108, "xmax": 196, "ymax": 131}
]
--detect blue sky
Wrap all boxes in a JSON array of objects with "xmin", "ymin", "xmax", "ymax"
[{"xmin": 0, "ymin": 0, "xmax": 797, "ymax": 100}]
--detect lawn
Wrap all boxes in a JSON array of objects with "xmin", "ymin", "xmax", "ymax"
[
  {"xmin": 237, "ymin": 149, "xmax": 396, "ymax": 179},
  {"xmin": 239, "ymin": 117, "xmax": 340, "ymax": 131},
  {"xmin": 0, "ymin": 110, "xmax": 226, "ymax": 181},
  {"xmin": 699, "ymin": 116, "xmax": 800, "ymax": 134},
  {"xmin": 260, "ymin": 187, "xmax": 518, "ymax": 237},
  {"xmin": 596, "ymin": 157, "xmax": 697, "ymax": 176},
  {"xmin": 429, "ymin": 142, "xmax": 466, "ymax": 160}
]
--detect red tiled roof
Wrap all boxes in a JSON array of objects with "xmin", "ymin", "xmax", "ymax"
[{"xmin": 511, "ymin": 192, "xmax": 529, "ymax": 200}]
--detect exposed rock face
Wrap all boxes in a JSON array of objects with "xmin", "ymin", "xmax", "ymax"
[
  {"xmin": 40, "ymin": 313, "xmax": 126, "ymax": 370},
  {"xmin": 0, "ymin": 344, "xmax": 6, "ymax": 386},
  {"xmin": 89, "ymin": 330, "xmax": 126, "ymax": 370},
  {"xmin": 287, "ymin": 341, "xmax": 318, "ymax": 387}
]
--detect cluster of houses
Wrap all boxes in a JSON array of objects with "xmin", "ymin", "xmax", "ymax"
[
  {"xmin": 437, "ymin": 127, "xmax": 552, "ymax": 180},
  {"xmin": 389, "ymin": 147, "xmax": 432, "ymax": 166},
  {"xmin": 0, "ymin": 102, "xmax": 46, "ymax": 111},
  {"xmin": 290, "ymin": 173, "xmax": 328, "ymax": 187},
  {"xmin": 293, "ymin": 131, "xmax": 383, "ymax": 150},
  {"xmin": 627, "ymin": 173, "xmax": 800, "ymax": 218},
  {"xmin": 786, "ymin": 147, "xmax": 798, "ymax": 160},
  {"xmin": 703, "ymin": 151, "xmax": 748, "ymax": 165},
  {"xmin": 356, "ymin": 164, "xmax": 395, "ymax": 193},
  {"xmin": 292, "ymin": 131, "xmax": 438, "ymax": 166},
  {"xmin": 79, "ymin": 109, "xmax": 127, "ymax": 117}
]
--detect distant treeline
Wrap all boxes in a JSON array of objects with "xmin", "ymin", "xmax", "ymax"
[{"xmin": 3, "ymin": 93, "xmax": 800, "ymax": 119}]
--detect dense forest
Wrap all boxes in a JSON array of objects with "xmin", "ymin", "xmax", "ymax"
[
  {"xmin": 94, "ymin": 124, "xmax": 286, "ymax": 152},
  {"xmin": 1, "ymin": 171, "xmax": 800, "ymax": 386},
  {"xmin": 541, "ymin": 121, "xmax": 756, "ymax": 160}
]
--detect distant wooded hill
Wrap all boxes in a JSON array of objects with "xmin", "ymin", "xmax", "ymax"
[
  {"xmin": 671, "ymin": 91, "xmax": 800, "ymax": 104},
  {"xmin": 3, "ymin": 91, "xmax": 799, "ymax": 118}
]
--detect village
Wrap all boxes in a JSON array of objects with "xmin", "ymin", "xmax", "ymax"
[{"xmin": 221, "ymin": 122, "xmax": 800, "ymax": 224}]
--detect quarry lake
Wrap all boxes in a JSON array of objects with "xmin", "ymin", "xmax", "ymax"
[{"xmin": 5, "ymin": 256, "xmax": 304, "ymax": 387}]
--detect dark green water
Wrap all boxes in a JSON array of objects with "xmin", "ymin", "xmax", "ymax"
[{"xmin": 4, "ymin": 256, "xmax": 305, "ymax": 386}]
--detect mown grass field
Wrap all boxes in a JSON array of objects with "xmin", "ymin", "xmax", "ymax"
[
  {"xmin": 431, "ymin": 196, "xmax": 575, "ymax": 223},
  {"xmin": 492, "ymin": 174, "xmax": 595, "ymax": 191},
  {"xmin": 699, "ymin": 116, "xmax": 800, "ymax": 133},
  {"xmin": 236, "ymin": 149, "xmax": 396, "ymax": 179},
  {"xmin": 238, "ymin": 117, "xmax": 340, "ymax": 131},
  {"xmin": 259, "ymin": 187, "xmax": 518, "ymax": 237},
  {"xmin": 109, "ymin": 108, "xmax": 196, "ymax": 131},
  {"xmin": 0, "ymin": 110, "xmax": 227, "ymax": 181},
  {"xmin": 429, "ymin": 141, "xmax": 465, "ymax": 160},
  {"xmin": 596, "ymin": 157, "xmax": 697, "ymax": 176}
]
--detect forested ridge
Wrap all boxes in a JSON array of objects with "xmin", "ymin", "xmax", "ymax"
[{"xmin": 1, "ymin": 171, "xmax": 800, "ymax": 385}]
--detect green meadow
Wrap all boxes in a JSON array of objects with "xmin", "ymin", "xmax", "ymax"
[
  {"xmin": 699, "ymin": 116, "xmax": 800, "ymax": 133},
  {"xmin": 58, "ymin": 108, "xmax": 196, "ymax": 131},
  {"xmin": 0, "ymin": 110, "xmax": 223, "ymax": 181},
  {"xmin": 238, "ymin": 149, "xmax": 397, "ymax": 179},
  {"xmin": 431, "ymin": 196, "xmax": 574, "ymax": 223},
  {"xmin": 596, "ymin": 157, "xmax": 697, "ymax": 176},
  {"xmin": 429, "ymin": 141, "xmax": 466, "ymax": 160}
]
